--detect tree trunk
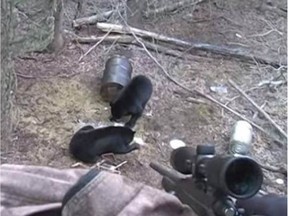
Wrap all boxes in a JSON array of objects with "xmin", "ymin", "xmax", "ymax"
[
  {"xmin": 1, "ymin": 0, "xmax": 16, "ymax": 145},
  {"xmin": 1, "ymin": 0, "xmax": 61, "ymax": 147},
  {"xmin": 47, "ymin": 0, "xmax": 65, "ymax": 52}
]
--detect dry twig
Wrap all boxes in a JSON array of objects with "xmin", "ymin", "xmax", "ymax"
[
  {"xmin": 224, "ymin": 86, "xmax": 261, "ymax": 106},
  {"xmin": 253, "ymin": 101, "xmax": 267, "ymax": 119},
  {"xmin": 71, "ymin": 162, "xmax": 89, "ymax": 168},
  {"xmin": 78, "ymin": 29, "xmax": 112, "ymax": 62},
  {"xmin": 258, "ymin": 80, "xmax": 287, "ymax": 87},
  {"xmin": 15, "ymin": 73, "xmax": 35, "ymax": 79},
  {"xmin": 259, "ymin": 18, "xmax": 283, "ymax": 36},
  {"xmin": 229, "ymin": 79, "xmax": 287, "ymax": 140},
  {"xmin": 249, "ymin": 18, "xmax": 283, "ymax": 38},
  {"xmin": 249, "ymin": 29, "xmax": 282, "ymax": 38}
]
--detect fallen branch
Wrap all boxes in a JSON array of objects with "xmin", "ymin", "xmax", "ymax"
[
  {"xmin": 229, "ymin": 79, "xmax": 287, "ymax": 140},
  {"xmin": 72, "ymin": 34, "xmax": 189, "ymax": 58},
  {"xmin": 72, "ymin": 34, "xmax": 135, "ymax": 44},
  {"xmin": 96, "ymin": 22, "xmax": 282, "ymax": 68},
  {"xmin": 78, "ymin": 29, "xmax": 112, "ymax": 62},
  {"xmin": 143, "ymin": 0, "xmax": 205, "ymax": 18},
  {"xmin": 73, "ymin": 10, "xmax": 114, "ymax": 28},
  {"xmin": 97, "ymin": 22, "xmax": 191, "ymax": 47}
]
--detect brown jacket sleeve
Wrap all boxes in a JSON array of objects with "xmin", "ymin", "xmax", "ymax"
[
  {"xmin": 0, "ymin": 164, "xmax": 197, "ymax": 216},
  {"xmin": 0, "ymin": 164, "xmax": 87, "ymax": 216}
]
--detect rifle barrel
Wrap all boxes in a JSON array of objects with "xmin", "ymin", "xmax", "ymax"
[{"xmin": 150, "ymin": 162, "xmax": 189, "ymax": 181}]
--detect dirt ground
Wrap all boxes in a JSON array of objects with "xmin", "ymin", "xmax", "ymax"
[{"xmin": 2, "ymin": 0, "xmax": 287, "ymax": 195}]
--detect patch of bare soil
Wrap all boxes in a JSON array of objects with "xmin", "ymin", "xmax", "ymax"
[{"xmin": 2, "ymin": 0, "xmax": 287, "ymax": 196}]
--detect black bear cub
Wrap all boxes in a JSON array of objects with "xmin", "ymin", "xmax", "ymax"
[
  {"xmin": 69, "ymin": 125, "xmax": 140, "ymax": 163},
  {"xmin": 110, "ymin": 75, "xmax": 153, "ymax": 128}
]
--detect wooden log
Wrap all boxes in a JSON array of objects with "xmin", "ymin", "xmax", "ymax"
[
  {"xmin": 96, "ymin": 22, "xmax": 191, "ymax": 47},
  {"xmin": 72, "ymin": 34, "xmax": 185, "ymax": 58},
  {"xmin": 72, "ymin": 34, "xmax": 135, "ymax": 44},
  {"xmin": 96, "ymin": 22, "xmax": 283, "ymax": 68},
  {"xmin": 73, "ymin": 11, "xmax": 113, "ymax": 28}
]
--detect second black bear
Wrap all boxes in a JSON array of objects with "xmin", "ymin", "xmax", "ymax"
[
  {"xmin": 110, "ymin": 75, "xmax": 153, "ymax": 128},
  {"xmin": 69, "ymin": 125, "xmax": 139, "ymax": 163}
]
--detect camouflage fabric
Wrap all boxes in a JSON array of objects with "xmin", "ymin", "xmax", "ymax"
[{"xmin": 0, "ymin": 164, "xmax": 196, "ymax": 216}]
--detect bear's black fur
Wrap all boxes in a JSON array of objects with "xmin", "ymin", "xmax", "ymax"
[
  {"xmin": 69, "ymin": 125, "xmax": 139, "ymax": 163},
  {"xmin": 110, "ymin": 75, "xmax": 153, "ymax": 128}
]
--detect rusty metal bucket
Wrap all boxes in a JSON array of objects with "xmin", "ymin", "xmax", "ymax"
[{"xmin": 100, "ymin": 55, "xmax": 132, "ymax": 102}]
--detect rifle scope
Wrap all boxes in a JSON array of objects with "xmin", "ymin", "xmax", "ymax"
[{"xmin": 170, "ymin": 146, "xmax": 263, "ymax": 199}]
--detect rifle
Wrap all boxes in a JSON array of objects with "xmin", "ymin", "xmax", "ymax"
[{"xmin": 150, "ymin": 145, "xmax": 263, "ymax": 216}]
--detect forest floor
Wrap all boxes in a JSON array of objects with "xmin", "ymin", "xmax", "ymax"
[{"xmin": 2, "ymin": 0, "xmax": 287, "ymax": 194}]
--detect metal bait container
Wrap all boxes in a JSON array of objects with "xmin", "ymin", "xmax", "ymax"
[
  {"xmin": 229, "ymin": 120, "xmax": 253, "ymax": 155},
  {"xmin": 100, "ymin": 55, "xmax": 132, "ymax": 102}
]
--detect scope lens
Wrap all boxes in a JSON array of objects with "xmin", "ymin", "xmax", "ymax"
[
  {"xmin": 225, "ymin": 158, "xmax": 262, "ymax": 198},
  {"xmin": 170, "ymin": 147, "xmax": 195, "ymax": 174}
]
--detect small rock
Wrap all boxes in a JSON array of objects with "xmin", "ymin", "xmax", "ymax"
[
  {"xmin": 275, "ymin": 178, "xmax": 284, "ymax": 185},
  {"xmin": 210, "ymin": 85, "xmax": 228, "ymax": 94}
]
